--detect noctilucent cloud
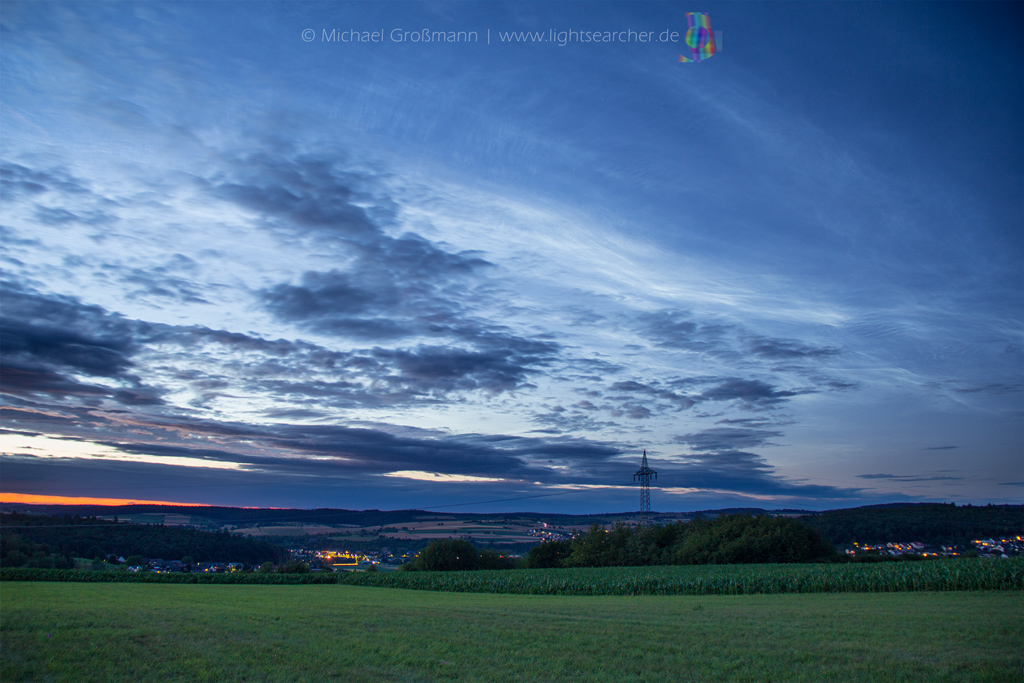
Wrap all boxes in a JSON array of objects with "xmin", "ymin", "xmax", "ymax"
[{"xmin": 1, "ymin": 2, "xmax": 1021, "ymax": 513}]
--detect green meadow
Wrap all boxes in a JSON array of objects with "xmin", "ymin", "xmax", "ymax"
[{"xmin": 2, "ymin": 582, "xmax": 1021, "ymax": 683}]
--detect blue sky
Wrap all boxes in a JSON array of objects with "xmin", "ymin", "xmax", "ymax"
[{"xmin": 1, "ymin": 1, "xmax": 1021, "ymax": 512}]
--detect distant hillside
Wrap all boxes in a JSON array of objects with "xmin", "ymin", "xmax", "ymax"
[
  {"xmin": 799, "ymin": 504, "xmax": 1024, "ymax": 547},
  {"xmin": 0, "ymin": 512, "xmax": 286, "ymax": 567},
  {"xmin": 0, "ymin": 504, "xmax": 682, "ymax": 529},
  {"xmin": 4, "ymin": 502, "xmax": 1020, "ymax": 550}
]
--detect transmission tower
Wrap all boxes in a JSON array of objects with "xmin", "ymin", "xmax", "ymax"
[{"xmin": 633, "ymin": 450, "xmax": 657, "ymax": 526}]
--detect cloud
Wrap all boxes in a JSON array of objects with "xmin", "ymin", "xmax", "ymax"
[
  {"xmin": 622, "ymin": 405, "xmax": 651, "ymax": 419},
  {"xmin": 263, "ymin": 269, "xmax": 390, "ymax": 320},
  {"xmin": 608, "ymin": 380, "xmax": 695, "ymax": 408},
  {"xmin": 82, "ymin": 421, "xmax": 622, "ymax": 485},
  {"xmin": 660, "ymin": 423, "xmax": 865, "ymax": 501},
  {"xmin": 0, "ymin": 300, "xmax": 869, "ymax": 505},
  {"xmin": 206, "ymin": 150, "xmax": 491, "ymax": 291},
  {"xmin": 674, "ymin": 426, "xmax": 783, "ymax": 452},
  {"xmin": 637, "ymin": 310, "xmax": 734, "ymax": 356},
  {"xmin": 856, "ymin": 473, "xmax": 964, "ymax": 482},
  {"xmin": 636, "ymin": 310, "xmax": 841, "ymax": 369},
  {"xmin": 670, "ymin": 449, "xmax": 858, "ymax": 499},
  {"xmin": 951, "ymin": 382, "xmax": 1021, "ymax": 395},
  {"xmin": 0, "ymin": 359, "xmax": 635, "ymax": 491},
  {"xmin": 1, "ymin": 273, "xmax": 560, "ymax": 421},
  {"xmin": 0, "ymin": 282, "xmax": 135, "ymax": 376},
  {"xmin": 1, "ymin": 163, "xmax": 121, "ymax": 242},
  {"xmin": 0, "ymin": 162, "xmax": 91, "ymax": 198},
  {"xmin": 745, "ymin": 336, "xmax": 839, "ymax": 360},
  {"xmin": 204, "ymin": 151, "xmax": 387, "ymax": 241},
  {"xmin": 193, "ymin": 150, "xmax": 565, "ymax": 397},
  {"xmin": 694, "ymin": 377, "xmax": 806, "ymax": 407},
  {"xmin": 115, "ymin": 261, "xmax": 211, "ymax": 305},
  {"xmin": 0, "ymin": 225, "xmax": 42, "ymax": 248},
  {"xmin": 34, "ymin": 205, "xmax": 116, "ymax": 227},
  {"xmin": 572, "ymin": 373, "xmax": 811, "ymax": 427},
  {"xmin": 0, "ymin": 281, "xmax": 163, "ymax": 405},
  {"xmin": 369, "ymin": 344, "xmax": 555, "ymax": 395},
  {"xmin": 231, "ymin": 334, "xmax": 558, "ymax": 404},
  {"xmin": 256, "ymin": 244, "xmax": 491, "ymax": 342}
]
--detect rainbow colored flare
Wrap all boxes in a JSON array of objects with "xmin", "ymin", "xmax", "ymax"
[{"xmin": 679, "ymin": 12, "xmax": 716, "ymax": 63}]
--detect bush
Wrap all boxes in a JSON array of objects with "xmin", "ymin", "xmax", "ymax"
[
  {"xmin": 277, "ymin": 560, "xmax": 311, "ymax": 574},
  {"xmin": 403, "ymin": 539, "xmax": 483, "ymax": 571},
  {"xmin": 478, "ymin": 549, "xmax": 515, "ymax": 570},
  {"xmin": 401, "ymin": 540, "xmax": 517, "ymax": 572},
  {"xmin": 526, "ymin": 540, "xmax": 573, "ymax": 568},
  {"xmin": 2, "ymin": 549, "xmax": 28, "ymax": 568}
]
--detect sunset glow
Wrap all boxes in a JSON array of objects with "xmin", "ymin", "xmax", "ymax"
[{"xmin": 0, "ymin": 493, "xmax": 210, "ymax": 507}]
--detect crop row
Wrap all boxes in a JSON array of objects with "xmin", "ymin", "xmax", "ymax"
[
  {"xmin": 339, "ymin": 559, "xmax": 1024, "ymax": 595},
  {"xmin": 4, "ymin": 558, "xmax": 1022, "ymax": 595}
]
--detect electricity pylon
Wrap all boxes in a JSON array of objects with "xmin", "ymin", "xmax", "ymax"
[{"xmin": 633, "ymin": 450, "xmax": 657, "ymax": 526}]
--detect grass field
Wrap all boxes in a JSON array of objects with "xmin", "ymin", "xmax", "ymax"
[{"xmin": 1, "ymin": 583, "xmax": 1020, "ymax": 682}]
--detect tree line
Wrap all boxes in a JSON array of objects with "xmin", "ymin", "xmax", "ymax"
[
  {"xmin": 401, "ymin": 515, "xmax": 836, "ymax": 571},
  {"xmin": 399, "ymin": 539, "xmax": 517, "ymax": 571},
  {"xmin": 0, "ymin": 513, "xmax": 285, "ymax": 568},
  {"xmin": 527, "ymin": 515, "xmax": 836, "ymax": 568},
  {"xmin": 799, "ymin": 504, "xmax": 1024, "ymax": 547}
]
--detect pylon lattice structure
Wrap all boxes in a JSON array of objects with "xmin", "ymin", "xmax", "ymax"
[{"xmin": 633, "ymin": 450, "xmax": 657, "ymax": 526}]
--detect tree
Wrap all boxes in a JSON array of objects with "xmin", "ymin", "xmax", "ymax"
[
  {"xmin": 2, "ymin": 549, "xmax": 28, "ymax": 568},
  {"xmin": 404, "ymin": 539, "xmax": 481, "ymax": 571},
  {"xmin": 564, "ymin": 523, "xmax": 611, "ymax": 568},
  {"xmin": 673, "ymin": 515, "xmax": 834, "ymax": 565},
  {"xmin": 526, "ymin": 540, "xmax": 573, "ymax": 568},
  {"xmin": 478, "ymin": 549, "xmax": 515, "ymax": 570},
  {"xmin": 277, "ymin": 560, "xmax": 311, "ymax": 574}
]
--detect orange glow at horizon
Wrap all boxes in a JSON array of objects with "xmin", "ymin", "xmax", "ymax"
[{"xmin": 0, "ymin": 493, "xmax": 211, "ymax": 507}]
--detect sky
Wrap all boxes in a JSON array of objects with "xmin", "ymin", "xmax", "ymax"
[{"xmin": 0, "ymin": 1, "xmax": 1021, "ymax": 513}]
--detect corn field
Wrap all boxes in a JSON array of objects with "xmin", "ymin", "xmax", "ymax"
[
  {"xmin": 5, "ymin": 558, "xmax": 1022, "ymax": 595},
  {"xmin": 339, "ymin": 558, "xmax": 1024, "ymax": 596}
]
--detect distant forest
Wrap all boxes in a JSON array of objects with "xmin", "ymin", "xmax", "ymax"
[
  {"xmin": 11, "ymin": 503, "xmax": 1022, "ymax": 539},
  {"xmin": 0, "ymin": 504, "xmax": 627, "ymax": 528},
  {"xmin": 0, "ymin": 513, "xmax": 285, "ymax": 569},
  {"xmin": 798, "ymin": 504, "xmax": 1023, "ymax": 547},
  {"xmin": 524, "ymin": 515, "xmax": 836, "ymax": 569}
]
